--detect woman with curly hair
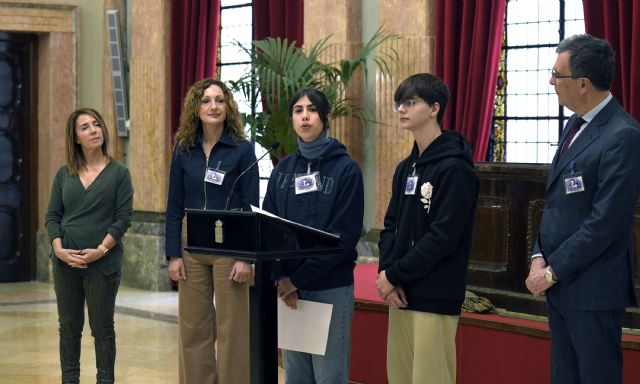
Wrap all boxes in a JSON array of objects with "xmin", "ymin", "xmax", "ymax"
[{"xmin": 165, "ymin": 78, "xmax": 259, "ymax": 384}]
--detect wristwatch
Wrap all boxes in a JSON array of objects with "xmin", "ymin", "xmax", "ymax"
[{"xmin": 544, "ymin": 266, "xmax": 557, "ymax": 284}]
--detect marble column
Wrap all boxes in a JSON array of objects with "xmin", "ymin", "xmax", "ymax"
[
  {"xmin": 304, "ymin": 0, "xmax": 365, "ymax": 165},
  {"xmin": 124, "ymin": 0, "xmax": 171, "ymax": 290},
  {"xmin": 129, "ymin": 0, "xmax": 170, "ymax": 213},
  {"xmin": 375, "ymin": 0, "xmax": 436, "ymax": 227}
]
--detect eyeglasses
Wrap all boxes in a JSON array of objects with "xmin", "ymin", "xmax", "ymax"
[
  {"xmin": 550, "ymin": 69, "xmax": 575, "ymax": 79},
  {"xmin": 392, "ymin": 99, "xmax": 424, "ymax": 112}
]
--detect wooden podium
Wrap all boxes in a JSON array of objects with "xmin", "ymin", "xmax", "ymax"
[{"xmin": 184, "ymin": 208, "xmax": 342, "ymax": 384}]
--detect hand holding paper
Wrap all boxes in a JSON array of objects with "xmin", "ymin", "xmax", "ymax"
[{"xmin": 277, "ymin": 299, "xmax": 333, "ymax": 356}]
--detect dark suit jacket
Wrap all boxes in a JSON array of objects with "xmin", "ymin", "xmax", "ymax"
[{"xmin": 534, "ymin": 98, "xmax": 640, "ymax": 311}]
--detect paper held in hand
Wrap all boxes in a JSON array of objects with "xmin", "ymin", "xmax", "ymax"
[{"xmin": 277, "ymin": 298, "xmax": 333, "ymax": 356}]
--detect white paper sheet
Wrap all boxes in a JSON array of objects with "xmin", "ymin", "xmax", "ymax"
[
  {"xmin": 250, "ymin": 205, "xmax": 341, "ymax": 239},
  {"xmin": 277, "ymin": 298, "xmax": 333, "ymax": 356},
  {"xmin": 251, "ymin": 204, "xmax": 279, "ymax": 218}
]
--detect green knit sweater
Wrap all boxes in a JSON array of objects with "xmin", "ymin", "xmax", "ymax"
[{"xmin": 45, "ymin": 161, "xmax": 133, "ymax": 275}]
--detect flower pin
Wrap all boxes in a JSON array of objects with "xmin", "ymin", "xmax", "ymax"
[{"xmin": 420, "ymin": 182, "xmax": 433, "ymax": 212}]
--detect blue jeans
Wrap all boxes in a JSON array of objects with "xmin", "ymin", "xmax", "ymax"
[
  {"xmin": 282, "ymin": 285, "xmax": 354, "ymax": 384},
  {"xmin": 53, "ymin": 259, "xmax": 121, "ymax": 384}
]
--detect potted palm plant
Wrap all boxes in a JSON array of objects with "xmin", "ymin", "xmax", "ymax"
[{"xmin": 229, "ymin": 28, "xmax": 398, "ymax": 159}]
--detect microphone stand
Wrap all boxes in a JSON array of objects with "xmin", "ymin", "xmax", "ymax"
[{"xmin": 224, "ymin": 142, "xmax": 279, "ymax": 210}]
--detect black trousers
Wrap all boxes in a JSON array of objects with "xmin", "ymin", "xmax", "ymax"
[
  {"xmin": 547, "ymin": 298, "xmax": 624, "ymax": 384},
  {"xmin": 53, "ymin": 259, "xmax": 121, "ymax": 384}
]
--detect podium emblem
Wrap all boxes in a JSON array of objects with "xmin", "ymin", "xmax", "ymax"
[{"xmin": 214, "ymin": 219, "xmax": 224, "ymax": 243}]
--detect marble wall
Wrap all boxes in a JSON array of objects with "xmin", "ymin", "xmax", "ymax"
[
  {"xmin": 303, "ymin": 0, "xmax": 437, "ymax": 228},
  {"xmin": 119, "ymin": 212, "xmax": 170, "ymax": 291},
  {"xmin": 375, "ymin": 0, "xmax": 436, "ymax": 228},
  {"xmin": 22, "ymin": 0, "xmax": 441, "ymax": 289},
  {"xmin": 304, "ymin": 0, "xmax": 365, "ymax": 165}
]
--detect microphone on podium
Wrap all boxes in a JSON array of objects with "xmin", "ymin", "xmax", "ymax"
[{"xmin": 224, "ymin": 141, "xmax": 280, "ymax": 210}]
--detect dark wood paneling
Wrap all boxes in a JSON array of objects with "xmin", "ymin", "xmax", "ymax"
[
  {"xmin": 469, "ymin": 196, "xmax": 509, "ymax": 272},
  {"xmin": 467, "ymin": 163, "xmax": 547, "ymax": 294},
  {"xmin": 468, "ymin": 163, "xmax": 640, "ymax": 328}
]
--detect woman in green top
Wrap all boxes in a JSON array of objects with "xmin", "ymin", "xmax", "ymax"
[{"xmin": 45, "ymin": 108, "xmax": 133, "ymax": 384}]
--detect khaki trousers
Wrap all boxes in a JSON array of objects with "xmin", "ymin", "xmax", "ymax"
[
  {"xmin": 387, "ymin": 307, "xmax": 459, "ymax": 384},
  {"xmin": 178, "ymin": 251, "xmax": 251, "ymax": 384}
]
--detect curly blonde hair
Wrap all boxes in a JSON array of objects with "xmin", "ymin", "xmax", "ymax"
[{"xmin": 174, "ymin": 78, "xmax": 245, "ymax": 152}]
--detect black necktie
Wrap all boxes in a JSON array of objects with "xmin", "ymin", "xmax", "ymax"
[{"xmin": 558, "ymin": 117, "xmax": 585, "ymax": 159}]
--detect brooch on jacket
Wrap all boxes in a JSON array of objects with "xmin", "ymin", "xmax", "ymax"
[{"xmin": 420, "ymin": 182, "xmax": 433, "ymax": 213}]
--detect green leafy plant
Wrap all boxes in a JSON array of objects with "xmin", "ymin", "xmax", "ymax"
[{"xmin": 229, "ymin": 28, "xmax": 398, "ymax": 158}]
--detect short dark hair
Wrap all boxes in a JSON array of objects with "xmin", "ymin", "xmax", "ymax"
[
  {"xmin": 556, "ymin": 34, "xmax": 615, "ymax": 91},
  {"xmin": 288, "ymin": 88, "xmax": 332, "ymax": 130},
  {"xmin": 394, "ymin": 73, "xmax": 449, "ymax": 124}
]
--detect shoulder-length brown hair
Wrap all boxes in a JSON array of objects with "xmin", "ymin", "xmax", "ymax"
[
  {"xmin": 64, "ymin": 108, "xmax": 111, "ymax": 175},
  {"xmin": 174, "ymin": 78, "xmax": 246, "ymax": 152}
]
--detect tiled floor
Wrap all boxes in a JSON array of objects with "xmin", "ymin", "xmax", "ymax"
[{"xmin": 0, "ymin": 281, "xmax": 285, "ymax": 383}]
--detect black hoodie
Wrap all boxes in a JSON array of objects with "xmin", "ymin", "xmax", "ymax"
[
  {"xmin": 378, "ymin": 130, "xmax": 479, "ymax": 315},
  {"xmin": 262, "ymin": 138, "xmax": 364, "ymax": 290}
]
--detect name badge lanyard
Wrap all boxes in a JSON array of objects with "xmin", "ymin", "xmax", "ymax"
[
  {"xmin": 405, "ymin": 163, "xmax": 418, "ymax": 195},
  {"xmin": 295, "ymin": 162, "xmax": 320, "ymax": 195},
  {"xmin": 563, "ymin": 160, "xmax": 585, "ymax": 194},
  {"xmin": 204, "ymin": 160, "xmax": 226, "ymax": 185}
]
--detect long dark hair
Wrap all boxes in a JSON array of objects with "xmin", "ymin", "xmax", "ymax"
[
  {"xmin": 64, "ymin": 108, "xmax": 111, "ymax": 176},
  {"xmin": 288, "ymin": 88, "xmax": 332, "ymax": 130}
]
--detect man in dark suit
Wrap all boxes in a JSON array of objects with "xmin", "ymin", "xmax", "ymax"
[{"xmin": 525, "ymin": 34, "xmax": 640, "ymax": 384}]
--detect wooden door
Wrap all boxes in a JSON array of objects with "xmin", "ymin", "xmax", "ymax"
[{"xmin": 0, "ymin": 32, "xmax": 37, "ymax": 281}]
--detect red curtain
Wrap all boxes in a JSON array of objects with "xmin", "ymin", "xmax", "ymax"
[
  {"xmin": 435, "ymin": 0, "xmax": 506, "ymax": 162},
  {"xmin": 169, "ymin": 0, "xmax": 221, "ymax": 140},
  {"xmin": 583, "ymin": 0, "xmax": 640, "ymax": 122},
  {"xmin": 253, "ymin": 0, "xmax": 303, "ymax": 46}
]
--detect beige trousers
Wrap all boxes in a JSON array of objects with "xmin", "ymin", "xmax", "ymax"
[
  {"xmin": 178, "ymin": 251, "xmax": 251, "ymax": 384},
  {"xmin": 387, "ymin": 307, "xmax": 459, "ymax": 384}
]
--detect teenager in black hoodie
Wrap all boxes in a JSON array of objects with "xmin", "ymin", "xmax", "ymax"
[
  {"xmin": 262, "ymin": 88, "xmax": 364, "ymax": 383},
  {"xmin": 377, "ymin": 73, "xmax": 479, "ymax": 383}
]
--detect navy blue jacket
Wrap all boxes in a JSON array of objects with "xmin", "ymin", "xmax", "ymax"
[
  {"xmin": 165, "ymin": 129, "xmax": 259, "ymax": 258},
  {"xmin": 534, "ymin": 99, "xmax": 640, "ymax": 310},
  {"xmin": 262, "ymin": 139, "xmax": 364, "ymax": 290},
  {"xmin": 379, "ymin": 131, "xmax": 479, "ymax": 315}
]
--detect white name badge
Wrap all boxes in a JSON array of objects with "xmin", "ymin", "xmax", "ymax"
[
  {"xmin": 563, "ymin": 173, "xmax": 585, "ymax": 194},
  {"xmin": 295, "ymin": 172, "xmax": 320, "ymax": 194},
  {"xmin": 204, "ymin": 168, "xmax": 226, "ymax": 185},
  {"xmin": 405, "ymin": 176, "xmax": 418, "ymax": 195}
]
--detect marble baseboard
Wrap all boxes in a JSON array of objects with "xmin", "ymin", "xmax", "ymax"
[
  {"xmin": 120, "ymin": 211, "xmax": 170, "ymax": 291},
  {"xmin": 121, "ymin": 231, "xmax": 170, "ymax": 291},
  {"xmin": 35, "ymin": 232, "xmax": 53, "ymax": 283}
]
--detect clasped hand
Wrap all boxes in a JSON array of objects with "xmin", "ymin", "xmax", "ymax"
[
  {"xmin": 376, "ymin": 270, "xmax": 408, "ymax": 309},
  {"xmin": 525, "ymin": 257, "xmax": 553, "ymax": 297},
  {"xmin": 55, "ymin": 247, "xmax": 103, "ymax": 269}
]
